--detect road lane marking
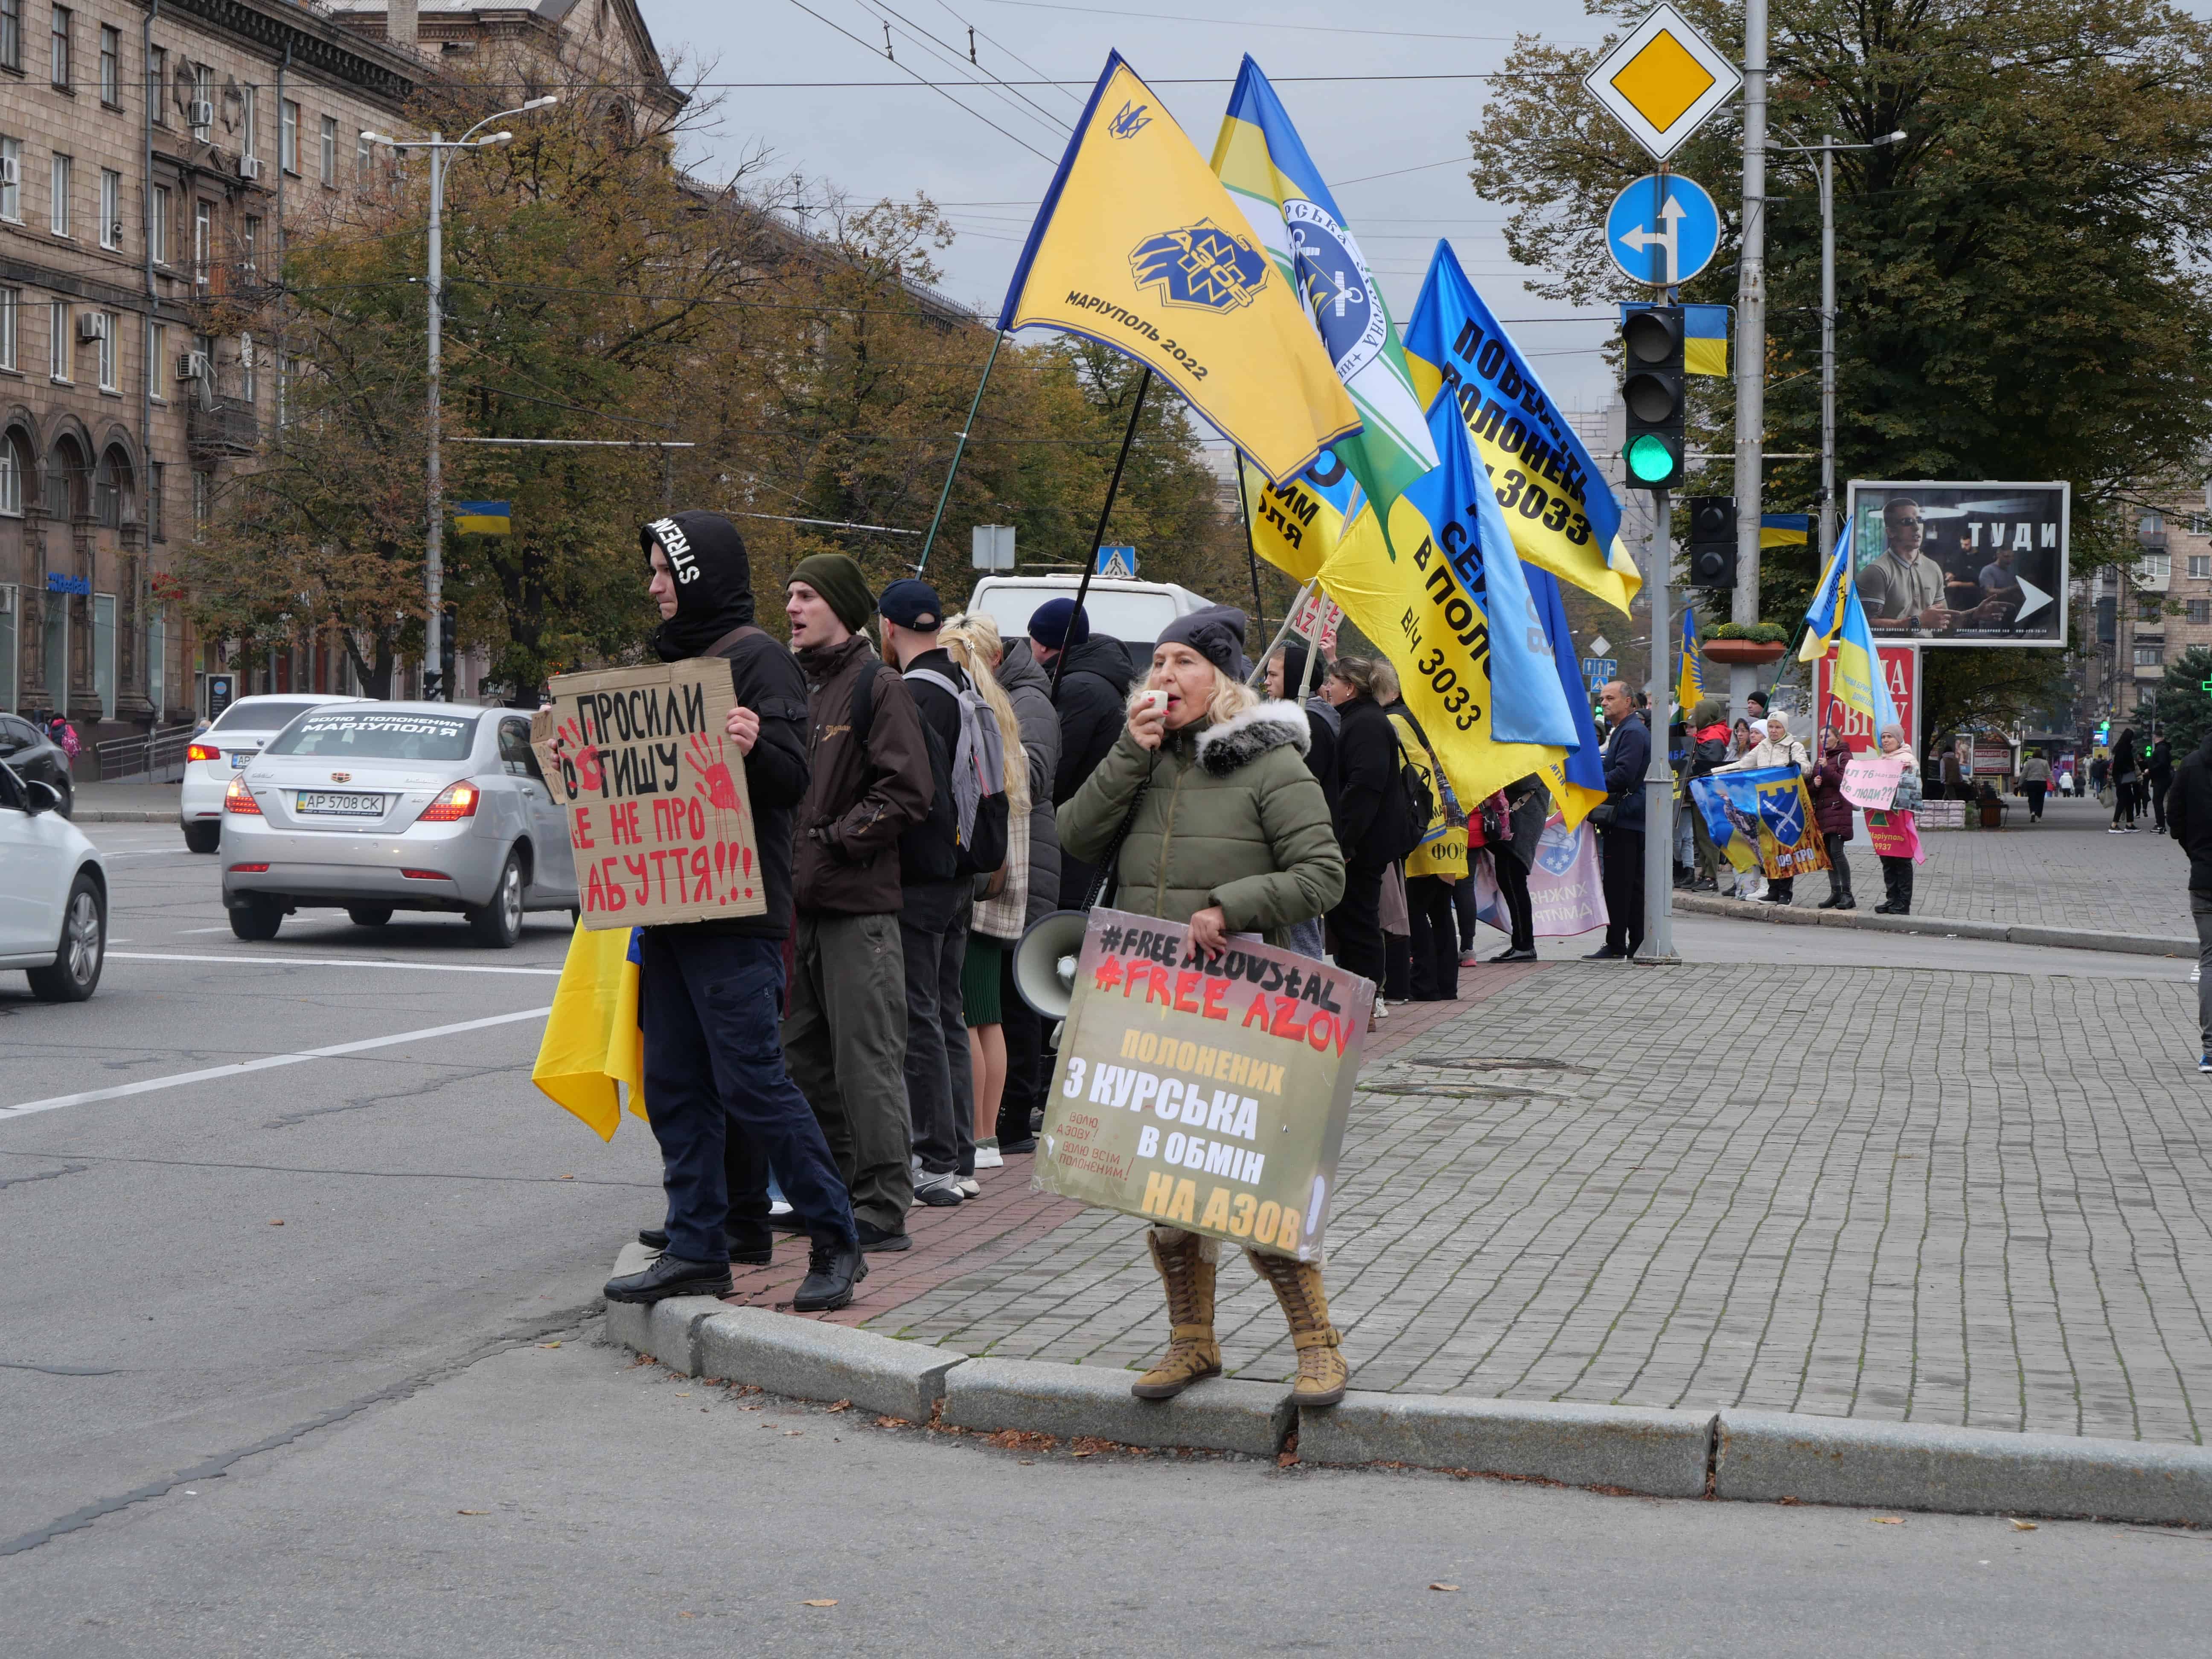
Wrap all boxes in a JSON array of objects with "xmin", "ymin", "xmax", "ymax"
[
  {"xmin": 0, "ymin": 1007, "xmax": 552, "ymax": 1120},
  {"xmin": 108, "ymin": 952, "xmax": 562, "ymax": 976}
]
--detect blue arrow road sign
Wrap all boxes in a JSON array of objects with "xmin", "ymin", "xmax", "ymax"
[{"xmin": 1605, "ymin": 173, "xmax": 1720, "ymax": 288}]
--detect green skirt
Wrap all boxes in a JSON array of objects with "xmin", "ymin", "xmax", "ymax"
[{"xmin": 962, "ymin": 935, "xmax": 1006, "ymax": 1027}]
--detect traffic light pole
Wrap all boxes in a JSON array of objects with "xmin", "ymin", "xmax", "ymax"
[
  {"xmin": 1731, "ymin": 0, "xmax": 1769, "ymax": 721},
  {"xmin": 1642, "ymin": 489, "xmax": 1676, "ymax": 963}
]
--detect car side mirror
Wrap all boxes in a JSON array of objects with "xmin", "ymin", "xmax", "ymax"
[{"xmin": 25, "ymin": 780, "xmax": 60, "ymax": 816}]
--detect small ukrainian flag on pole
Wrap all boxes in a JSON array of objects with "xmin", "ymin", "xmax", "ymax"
[
  {"xmin": 1683, "ymin": 306, "xmax": 1729, "ymax": 377},
  {"xmin": 1759, "ymin": 513, "xmax": 1810, "ymax": 550},
  {"xmin": 453, "ymin": 500, "xmax": 512, "ymax": 536}
]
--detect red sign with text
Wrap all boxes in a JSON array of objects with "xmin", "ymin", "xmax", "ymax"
[{"xmin": 1813, "ymin": 645, "xmax": 1918, "ymax": 755}]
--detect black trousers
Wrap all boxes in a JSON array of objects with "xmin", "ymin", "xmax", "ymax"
[
  {"xmin": 1492, "ymin": 851, "xmax": 1534, "ymax": 952},
  {"xmin": 1879, "ymin": 854, "xmax": 1915, "ymax": 912},
  {"xmin": 2025, "ymin": 781, "xmax": 2047, "ymax": 821},
  {"xmin": 1823, "ymin": 832, "xmax": 1853, "ymax": 901},
  {"xmin": 637, "ymin": 930, "xmax": 856, "ymax": 1262},
  {"xmin": 1598, "ymin": 826, "xmax": 1643, "ymax": 957},
  {"xmin": 1452, "ymin": 876, "xmax": 1479, "ymax": 952},
  {"xmin": 997, "ymin": 949, "xmax": 1044, "ymax": 1143},
  {"xmin": 1329, "ymin": 862, "xmax": 1387, "ymax": 990},
  {"xmin": 1406, "ymin": 874, "xmax": 1459, "ymax": 1000},
  {"xmin": 2149, "ymin": 779, "xmax": 2169, "ymax": 831}
]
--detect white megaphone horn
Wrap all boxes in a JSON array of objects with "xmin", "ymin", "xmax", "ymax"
[{"xmin": 1012, "ymin": 909, "xmax": 1089, "ymax": 1019}]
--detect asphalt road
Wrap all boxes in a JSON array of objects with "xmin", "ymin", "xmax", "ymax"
[{"xmin": 5, "ymin": 820, "xmax": 2207, "ymax": 1651}]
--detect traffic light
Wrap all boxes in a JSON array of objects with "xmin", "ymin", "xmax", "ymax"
[
  {"xmin": 1619, "ymin": 304, "xmax": 1686, "ymax": 490},
  {"xmin": 1687, "ymin": 496, "xmax": 1737, "ymax": 588}
]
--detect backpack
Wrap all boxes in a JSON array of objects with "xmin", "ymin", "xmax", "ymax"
[
  {"xmin": 1382, "ymin": 709, "xmax": 1439, "ymax": 864},
  {"xmin": 849, "ymin": 661, "xmax": 1010, "ymax": 885},
  {"xmin": 905, "ymin": 667, "xmax": 1010, "ymax": 881}
]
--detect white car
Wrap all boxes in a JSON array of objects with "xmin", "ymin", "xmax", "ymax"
[
  {"xmin": 180, "ymin": 693, "xmax": 367, "ymax": 853},
  {"xmin": 0, "ymin": 759, "xmax": 106, "ymax": 1001}
]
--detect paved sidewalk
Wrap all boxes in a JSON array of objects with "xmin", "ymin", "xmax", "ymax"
[{"xmin": 706, "ymin": 955, "xmax": 2212, "ymax": 1449}]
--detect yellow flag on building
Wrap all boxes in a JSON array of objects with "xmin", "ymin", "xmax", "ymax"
[{"xmin": 997, "ymin": 52, "xmax": 1360, "ymax": 486}]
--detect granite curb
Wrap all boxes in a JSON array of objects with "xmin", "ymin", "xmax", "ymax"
[
  {"xmin": 598, "ymin": 1251, "xmax": 2212, "ymax": 1522},
  {"xmin": 1671, "ymin": 891, "xmax": 2192, "ymax": 958},
  {"xmin": 76, "ymin": 810, "xmax": 173, "ymax": 823}
]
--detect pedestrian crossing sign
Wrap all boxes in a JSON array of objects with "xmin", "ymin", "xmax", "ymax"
[{"xmin": 1096, "ymin": 544, "xmax": 1138, "ymax": 579}]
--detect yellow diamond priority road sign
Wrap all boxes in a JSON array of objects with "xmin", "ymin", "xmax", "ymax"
[{"xmin": 1583, "ymin": 4, "xmax": 1742, "ymax": 162}]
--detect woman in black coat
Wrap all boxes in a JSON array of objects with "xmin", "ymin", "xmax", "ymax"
[{"xmin": 1317, "ymin": 658, "xmax": 1408, "ymax": 998}]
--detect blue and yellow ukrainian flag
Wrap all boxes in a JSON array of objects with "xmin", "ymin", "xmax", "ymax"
[
  {"xmin": 1830, "ymin": 553, "xmax": 1898, "ymax": 733},
  {"xmin": 1405, "ymin": 242, "xmax": 1640, "ymax": 614},
  {"xmin": 998, "ymin": 52, "xmax": 1358, "ymax": 486},
  {"xmin": 1678, "ymin": 606, "xmax": 1705, "ymax": 710},
  {"xmin": 532, "ymin": 924, "xmax": 646, "ymax": 1141},
  {"xmin": 1527, "ymin": 563, "xmax": 1608, "ymax": 831},
  {"xmin": 1320, "ymin": 390, "xmax": 1578, "ymax": 811},
  {"xmin": 453, "ymin": 500, "xmax": 511, "ymax": 536},
  {"xmin": 1684, "ymin": 306, "xmax": 1729, "ymax": 377},
  {"xmin": 1211, "ymin": 57, "xmax": 1435, "ymax": 535},
  {"xmin": 1798, "ymin": 512, "xmax": 1855, "ymax": 663},
  {"xmin": 1760, "ymin": 512, "xmax": 1810, "ymax": 550}
]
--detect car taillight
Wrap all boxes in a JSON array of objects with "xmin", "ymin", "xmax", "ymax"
[
  {"xmin": 187, "ymin": 741, "xmax": 221, "ymax": 763},
  {"xmin": 401, "ymin": 869, "xmax": 451, "ymax": 881},
  {"xmin": 416, "ymin": 781, "xmax": 479, "ymax": 823},
  {"xmin": 224, "ymin": 776, "xmax": 262, "ymax": 815},
  {"xmin": 228, "ymin": 862, "xmax": 270, "ymax": 873}
]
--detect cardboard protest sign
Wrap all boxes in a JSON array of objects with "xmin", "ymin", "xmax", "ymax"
[
  {"xmin": 1840, "ymin": 754, "xmax": 1906, "ymax": 810},
  {"xmin": 1034, "ymin": 908, "xmax": 1373, "ymax": 1262},
  {"xmin": 530, "ymin": 659, "xmax": 764, "ymax": 928}
]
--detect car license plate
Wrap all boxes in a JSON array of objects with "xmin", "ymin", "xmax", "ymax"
[
  {"xmin": 230, "ymin": 751, "xmax": 255, "ymax": 768},
  {"xmin": 295, "ymin": 791, "xmax": 384, "ymax": 817}
]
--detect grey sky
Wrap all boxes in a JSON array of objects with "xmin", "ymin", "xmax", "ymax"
[{"xmin": 639, "ymin": 0, "xmax": 1625, "ymax": 408}]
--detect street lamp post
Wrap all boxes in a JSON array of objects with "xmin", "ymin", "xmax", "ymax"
[
  {"xmin": 1773, "ymin": 129, "xmax": 1906, "ymax": 558},
  {"xmin": 362, "ymin": 96, "xmax": 557, "ymax": 699}
]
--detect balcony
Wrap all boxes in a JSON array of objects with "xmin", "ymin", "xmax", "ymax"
[{"xmin": 188, "ymin": 398, "xmax": 259, "ymax": 460}]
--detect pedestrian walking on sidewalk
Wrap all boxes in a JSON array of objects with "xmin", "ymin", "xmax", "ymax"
[
  {"xmin": 1872, "ymin": 724, "xmax": 1921, "ymax": 914},
  {"xmin": 2111, "ymin": 729, "xmax": 2140, "ymax": 832},
  {"xmin": 604, "ymin": 514, "xmax": 864, "ymax": 1314},
  {"xmin": 1807, "ymin": 730, "xmax": 1857, "ymax": 910},
  {"xmin": 1057, "ymin": 606, "xmax": 1351, "ymax": 1407},
  {"xmin": 2148, "ymin": 737, "xmax": 2174, "ymax": 833},
  {"xmin": 2165, "ymin": 729, "xmax": 2212, "ymax": 1072},
  {"xmin": 2020, "ymin": 752, "xmax": 2051, "ymax": 821}
]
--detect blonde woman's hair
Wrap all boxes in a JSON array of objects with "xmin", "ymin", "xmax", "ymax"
[
  {"xmin": 1126, "ymin": 657, "xmax": 1260, "ymax": 729},
  {"xmin": 1370, "ymin": 658, "xmax": 1400, "ymax": 702},
  {"xmin": 939, "ymin": 612, "xmax": 1029, "ymax": 817},
  {"xmin": 1326, "ymin": 656, "xmax": 1385, "ymax": 700}
]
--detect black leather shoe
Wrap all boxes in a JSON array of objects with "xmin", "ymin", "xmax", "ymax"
[
  {"xmin": 1583, "ymin": 947, "xmax": 1625, "ymax": 960},
  {"xmin": 604, "ymin": 1253, "xmax": 731, "ymax": 1304},
  {"xmin": 1490, "ymin": 947, "xmax": 1538, "ymax": 963},
  {"xmin": 997, "ymin": 1115, "xmax": 1039, "ymax": 1155},
  {"xmin": 1833, "ymin": 898, "xmax": 1855, "ymax": 911},
  {"xmin": 792, "ymin": 1238, "xmax": 867, "ymax": 1313},
  {"xmin": 856, "ymin": 1220, "xmax": 912, "ymax": 1253},
  {"xmin": 1816, "ymin": 896, "xmax": 1840, "ymax": 910},
  {"xmin": 638, "ymin": 1227, "xmax": 669, "ymax": 1250},
  {"xmin": 637, "ymin": 1226, "xmax": 773, "ymax": 1265}
]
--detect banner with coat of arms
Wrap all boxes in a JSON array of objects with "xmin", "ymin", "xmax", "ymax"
[{"xmin": 1686, "ymin": 766, "xmax": 1831, "ymax": 879}]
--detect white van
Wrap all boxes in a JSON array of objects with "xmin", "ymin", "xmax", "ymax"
[{"xmin": 965, "ymin": 576, "xmax": 1214, "ymax": 675}]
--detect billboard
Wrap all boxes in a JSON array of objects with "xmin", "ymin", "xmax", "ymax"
[{"xmin": 1844, "ymin": 480, "xmax": 2069, "ymax": 647}]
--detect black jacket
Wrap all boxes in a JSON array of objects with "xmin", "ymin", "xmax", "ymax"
[
  {"xmin": 901, "ymin": 646, "xmax": 970, "ymax": 932},
  {"xmin": 1332, "ymin": 694, "xmax": 1409, "ymax": 868},
  {"xmin": 1301, "ymin": 696, "xmax": 1340, "ymax": 820},
  {"xmin": 2169, "ymin": 735, "xmax": 2212, "ymax": 894},
  {"xmin": 1601, "ymin": 713, "xmax": 1650, "ymax": 833},
  {"xmin": 1049, "ymin": 634, "xmax": 1135, "ymax": 806}
]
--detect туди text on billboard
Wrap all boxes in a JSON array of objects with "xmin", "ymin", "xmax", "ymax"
[{"xmin": 1845, "ymin": 480, "xmax": 2069, "ymax": 647}]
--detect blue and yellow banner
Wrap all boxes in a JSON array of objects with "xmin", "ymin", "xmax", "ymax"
[
  {"xmin": 532, "ymin": 923, "xmax": 646, "ymax": 1141},
  {"xmin": 1799, "ymin": 512, "xmax": 1899, "ymax": 735},
  {"xmin": 1527, "ymin": 563, "xmax": 1608, "ymax": 831},
  {"xmin": 1678, "ymin": 605, "xmax": 1704, "ymax": 712},
  {"xmin": 1212, "ymin": 57, "xmax": 1435, "ymax": 532},
  {"xmin": 1798, "ymin": 512, "xmax": 1854, "ymax": 662},
  {"xmin": 1321, "ymin": 391, "xmax": 1578, "ymax": 812},
  {"xmin": 1685, "ymin": 305, "xmax": 1729, "ymax": 376},
  {"xmin": 453, "ymin": 500, "xmax": 512, "ymax": 536},
  {"xmin": 1687, "ymin": 766, "xmax": 1830, "ymax": 880},
  {"xmin": 1406, "ymin": 242, "xmax": 1640, "ymax": 614},
  {"xmin": 1760, "ymin": 512, "xmax": 1810, "ymax": 549},
  {"xmin": 998, "ymin": 52, "xmax": 1359, "ymax": 486}
]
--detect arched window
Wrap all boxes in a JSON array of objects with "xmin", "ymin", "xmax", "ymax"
[
  {"xmin": 94, "ymin": 444, "xmax": 134, "ymax": 529},
  {"xmin": 0, "ymin": 427, "xmax": 28, "ymax": 516},
  {"xmin": 46, "ymin": 434, "xmax": 87, "ymax": 519}
]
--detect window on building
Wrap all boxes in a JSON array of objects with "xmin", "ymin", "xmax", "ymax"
[
  {"xmin": 241, "ymin": 213, "xmax": 259, "ymax": 279},
  {"xmin": 96, "ymin": 21, "xmax": 114, "ymax": 103},
  {"xmin": 2135, "ymin": 642, "xmax": 2166, "ymax": 668},
  {"xmin": 49, "ymin": 150, "xmax": 69, "ymax": 236},
  {"xmin": 318, "ymin": 114, "xmax": 335, "ymax": 184},
  {"xmin": 150, "ymin": 182, "xmax": 167, "ymax": 261},
  {"xmin": 148, "ymin": 44, "xmax": 164, "ymax": 123},
  {"xmin": 47, "ymin": 298, "xmax": 67, "ymax": 380},
  {"xmin": 2140, "ymin": 595, "xmax": 2164, "ymax": 622},
  {"xmin": 2189, "ymin": 599, "xmax": 2211, "ymax": 625},
  {"xmin": 189, "ymin": 61, "xmax": 209, "ymax": 138},
  {"xmin": 146, "ymin": 318, "xmax": 164, "ymax": 398},
  {"xmin": 94, "ymin": 311, "xmax": 113, "ymax": 390},
  {"xmin": 0, "ymin": 0, "xmax": 18, "ymax": 72},
  {"xmin": 192, "ymin": 198, "xmax": 208, "ymax": 286},
  {"xmin": 147, "ymin": 459, "xmax": 163, "ymax": 540},
  {"xmin": 239, "ymin": 333, "xmax": 255, "ymax": 403},
  {"xmin": 0, "ymin": 431, "xmax": 19, "ymax": 515},
  {"xmin": 280, "ymin": 99, "xmax": 298, "ymax": 172},
  {"xmin": 0, "ymin": 286, "xmax": 15, "ymax": 371},
  {"xmin": 0, "ymin": 137, "xmax": 17, "ymax": 222},
  {"xmin": 2143, "ymin": 552, "xmax": 2171, "ymax": 582},
  {"xmin": 98, "ymin": 164, "xmax": 117, "ymax": 249},
  {"xmin": 92, "ymin": 590, "xmax": 114, "ymax": 716},
  {"xmin": 2192, "ymin": 555, "xmax": 2212, "ymax": 580},
  {"xmin": 48, "ymin": 4, "xmax": 68, "ymax": 89},
  {"xmin": 239, "ymin": 83, "xmax": 256, "ymax": 158}
]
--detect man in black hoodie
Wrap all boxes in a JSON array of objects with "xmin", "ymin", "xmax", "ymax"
[
  {"xmin": 2168, "ymin": 730, "xmax": 2212, "ymax": 1072},
  {"xmin": 1032, "ymin": 598, "xmax": 1133, "ymax": 905},
  {"xmin": 604, "ymin": 512, "xmax": 864, "ymax": 1313}
]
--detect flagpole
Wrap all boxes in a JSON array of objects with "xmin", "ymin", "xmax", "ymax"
[
  {"xmin": 1247, "ymin": 579, "xmax": 1317, "ymax": 687},
  {"xmin": 1234, "ymin": 457, "xmax": 1268, "ymax": 643},
  {"xmin": 1052, "ymin": 365, "xmax": 1153, "ymax": 700},
  {"xmin": 913, "ymin": 329, "xmax": 1005, "ymax": 577}
]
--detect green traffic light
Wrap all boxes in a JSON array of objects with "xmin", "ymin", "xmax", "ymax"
[{"xmin": 1626, "ymin": 433, "xmax": 1676, "ymax": 483}]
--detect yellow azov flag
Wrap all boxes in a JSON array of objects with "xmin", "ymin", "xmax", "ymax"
[
  {"xmin": 532, "ymin": 923, "xmax": 647, "ymax": 1141},
  {"xmin": 997, "ymin": 52, "xmax": 1360, "ymax": 486}
]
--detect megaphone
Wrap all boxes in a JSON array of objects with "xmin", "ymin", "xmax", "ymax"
[{"xmin": 1013, "ymin": 909, "xmax": 1089, "ymax": 1019}]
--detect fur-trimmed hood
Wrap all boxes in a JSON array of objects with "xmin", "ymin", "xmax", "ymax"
[{"xmin": 1193, "ymin": 699, "xmax": 1311, "ymax": 777}]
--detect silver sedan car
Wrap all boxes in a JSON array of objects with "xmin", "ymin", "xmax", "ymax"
[{"xmin": 219, "ymin": 702, "xmax": 579, "ymax": 947}]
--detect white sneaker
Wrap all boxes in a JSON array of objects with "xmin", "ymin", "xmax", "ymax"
[
  {"xmin": 2192, "ymin": 964, "xmax": 2201, "ymax": 985},
  {"xmin": 974, "ymin": 1139, "xmax": 1004, "ymax": 1169},
  {"xmin": 956, "ymin": 1176, "xmax": 981, "ymax": 1199}
]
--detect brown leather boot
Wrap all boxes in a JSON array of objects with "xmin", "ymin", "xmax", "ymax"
[
  {"xmin": 1131, "ymin": 1228, "xmax": 1222, "ymax": 1400},
  {"xmin": 1248, "ymin": 1249, "xmax": 1350, "ymax": 1407}
]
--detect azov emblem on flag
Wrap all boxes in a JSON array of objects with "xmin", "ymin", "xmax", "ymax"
[{"xmin": 1129, "ymin": 220, "xmax": 1269, "ymax": 313}]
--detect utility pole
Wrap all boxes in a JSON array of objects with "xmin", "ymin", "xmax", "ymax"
[
  {"xmin": 1731, "ymin": 0, "xmax": 1767, "ymax": 719},
  {"xmin": 1642, "ymin": 495, "xmax": 1675, "ymax": 962}
]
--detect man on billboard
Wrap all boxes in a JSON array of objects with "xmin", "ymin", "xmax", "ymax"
[
  {"xmin": 1850, "ymin": 482, "xmax": 2069, "ymax": 645},
  {"xmin": 1860, "ymin": 497, "xmax": 1953, "ymax": 633}
]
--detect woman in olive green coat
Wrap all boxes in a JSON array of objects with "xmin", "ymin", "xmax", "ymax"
[{"xmin": 1057, "ymin": 606, "xmax": 1352, "ymax": 1406}]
